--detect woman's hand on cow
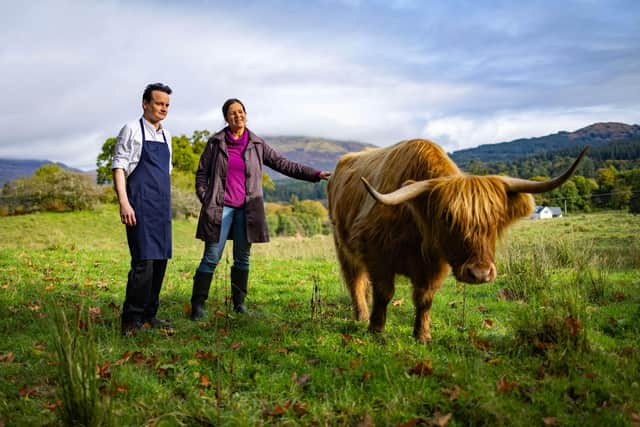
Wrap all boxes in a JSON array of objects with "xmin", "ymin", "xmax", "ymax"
[{"xmin": 318, "ymin": 171, "xmax": 332, "ymax": 180}]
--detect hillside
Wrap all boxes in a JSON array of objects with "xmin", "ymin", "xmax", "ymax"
[
  {"xmin": 0, "ymin": 159, "xmax": 89, "ymax": 187},
  {"xmin": 450, "ymin": 122, "xmax": 640, "ymax": 166},
  {"xmin": 263, "ymin": 136, "xmax": 376, "ymax": 179}
]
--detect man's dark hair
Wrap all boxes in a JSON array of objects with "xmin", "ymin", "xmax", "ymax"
[
  {"xmin": 143, "ymin": 83, "xmax": 172, "ymax": 102},
  {"xmin": 222, "ymin": 98, "xmax": 246, "ymax": 119}
]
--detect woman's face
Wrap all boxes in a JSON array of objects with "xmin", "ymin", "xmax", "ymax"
[{"xmin": 226, "ymin": 102, "xmax": 246, "ymax": 131}]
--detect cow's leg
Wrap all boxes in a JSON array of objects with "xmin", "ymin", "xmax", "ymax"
[
  {"xmin": 411, "ymin": 268, "xmax": 447, "ymax": 343},
  {"xmin": 368, "ymin": 273, "xmax": 394, "ymax": 334},
  {"xmin": 336, "ymin": 245, "xmax": 369, "ymax": 321},
  {"xmin": 412, "ymin": 285, "xmax": 436, "ymax": 343}
]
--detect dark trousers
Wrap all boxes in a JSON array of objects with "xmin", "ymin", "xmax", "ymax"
[{"xmin": 122, "ymin": 259, "xmax": 167, "ymax": 323}]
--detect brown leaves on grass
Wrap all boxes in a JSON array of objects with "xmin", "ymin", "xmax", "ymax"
[
  {"xmin": 293, "ymin": 372, "xmax": 311, "ymax": 387},
  {"xmin": 194, "ymin": 350, "xmax": 218, "ymax": 361},
  {"xmin": 43, "ymin": 400, "xmax": 63, "ymax": 411},
  {"xmin": 564, "ymin": 316, "xmax": 582, "ymax": 337},
  {"xmin": 542, "ymin": 416, "xmax": 559, "ymax": 425},
  {"xmin": 481, "ymin": 318, "xmax": 495, "ymax": 329},
  {"xmin": 19, "ymin": 385, "xmax": 41, "ymax": 398},
  {"xmin": 468, "ymin": 330, "xmax": 491, "ymax": 351},
  {"xmin": 96, "ymin": 362, "xmax": 111, "ymax": 379},
  {"xmin": 408, "ymin": 359, "xmax": 433, "ymax": 376},
  {"xmin": 263, "ymin": 400, "xmax": 308, "ymax": 418},
  {"xmin": 397, "ymin": 412, "xmax": 452, "ymax": 427},
  {"xmin": 200, "ymin": 375, "xmax": 212, "ymax": 388},
  {"xmin": 0, "ymin": 352, "xmax": 15, "ymax": 363},
  {"xmin": 497, "ymin": 376, "xmax": 518, "ymax": 393},
  {"xmin": 441, "ymin": 385, "xmax": 462, "ymax": 401}
]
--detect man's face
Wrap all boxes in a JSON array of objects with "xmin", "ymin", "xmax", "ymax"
[{"xmin": 143, "ymin": 90, "xmax": 170, "ymax": 124}]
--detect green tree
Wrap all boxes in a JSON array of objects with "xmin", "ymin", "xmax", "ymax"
[{"xmin": 96, "ymin": 137, "xmax": 117, "ymax": 184}]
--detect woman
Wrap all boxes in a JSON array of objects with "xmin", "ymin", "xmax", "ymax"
[{"xmin": 190, "ymin": 98, "xmax": 331, "ymax": 319}]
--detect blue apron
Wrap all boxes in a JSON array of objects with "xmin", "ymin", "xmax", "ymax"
[{"xmin": 126, "ymin": 119, "xmax": 172, "ymax": 261}]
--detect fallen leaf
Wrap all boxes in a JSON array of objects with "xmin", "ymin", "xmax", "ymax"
[
  {"xmin": 182, "ymin": 303, "xmax": 191, "ymax": 315},
  {"xmin": 43, "ymin": 400, "xmax": 63, "ymax": 411},
  {"xmin": 195, "ymin": 350, "xmax": 216, "ymax": 360},
  {"xmin": 408, "ymin": 360, "xmax": 433, "ymax": 376},
  {"xmin": 542, "ymin": 416, "xmax": 558, "ymax": 425},
  {"xmin": 0, "ymin": 352, "xmax": 15, "ymax": 363},
  {"xmin": 585, "ymin": 372, "xmax": 596, "ymax": 381},
  {"xmin": 264, "ymin": 400, "xmax": 291, "ymax": 417},
  {"xmin": 392, "ymin": 299, "xmax": 404, "ymax": 307},
  {"xmin": 108, "ymin": 302, "xmax": 120, "ymax": 314},
  {"xmin": 497, "ymin": 377, "xmax": 518, "ymax": 393},
  {"xmin": 200, "ymin": 375, "xmax": 212, "ymax": 388},
  {"xmin": 441, "ymin": 385, "xmax": 461, "ymax": 401},
  {"xmin": 277, "ymin": 348, "xmax": 289, "ymax": 354},
  {"xmin": 292, "ymin": 401, "xmax": 309, "ymax": 417},
  {"xmin": 487, "ymin": 357, "xmax": 501, "ymax": 365},
  {"xmin": 19, "ymin": 385, "xmax": 41, "ymax": 398},
  {"xmin": 564, "ymin": 316, "xmax": 582, "ymax": 337},
  {"xmin": 88, "ymin": 307, "xmax": 102, "ymax": 320},
  {"xmin": 469, "ymin": 331, "xmax": 491, "ymax": 351},
  {"xmin": 159, "ymin": 328, "xmax": 175, "ymax": 337},
  {"xmin": 45, "ymin": 285, "xmax": 55, "ymax": 291},
  {"xmin": 342, "ymin": 334, "xmax": 353, "ymax": 344},
  {"xmin": 396, "ymin": 417, "xmax": 428, "ymax": 427},
  {"xmin": 362, "ymin": 371, "xmax": 372, "ymax": 382},
  {"xmin": 433, "ymin": 412, "xmax": 452, "ymax": 427},
  {"xmin": 350, "ymin": 358, "xmax": 363, "ymax": 369},
  {"xmin": 482, "ymin": 319, "xmax": 495, "ymax": 329},
  {"xmin": 231, "ymin": 341, "xmax": 242, "ymax": 350},
  {"xmin": 293, "ymin": 372, "xmax": 311, "ymax": 387},
  {"xmin": 477, "ymin": 304, "xmax": 489, "ymax": 313},
  {"xmin": 358, "ymin": 412, "xmax": 374, "ymax": 427},
  {"xmin": 96, "ymin": 362, "xmax": 111, "ymax": 379}
]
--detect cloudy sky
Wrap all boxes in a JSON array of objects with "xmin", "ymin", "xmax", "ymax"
[{"xmin": 1, "ymin": 0, "xmax": 639, "ymax": 170}]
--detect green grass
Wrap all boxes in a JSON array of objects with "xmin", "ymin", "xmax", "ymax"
[{"xmin": 1, "ymin": 206, "xmax": 639, "ymax": 426}]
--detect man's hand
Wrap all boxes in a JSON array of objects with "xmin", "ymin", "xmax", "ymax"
[{"xmin": 120, "ymin": 203, "xmax": 136, "ymax": 226}]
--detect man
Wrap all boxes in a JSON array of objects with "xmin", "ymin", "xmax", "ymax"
[{"xmin": 112, "ymin": 82, "xmax": 173, "ymax": 335}]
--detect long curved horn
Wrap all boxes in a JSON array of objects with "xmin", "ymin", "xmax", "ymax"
[
  {"xmin": 500, "ymin": 146, "xmax": 590, "ymax": 194},
  {"xmin": 361, "ymin": 177, "xmax": 435, "ymax": 205}
]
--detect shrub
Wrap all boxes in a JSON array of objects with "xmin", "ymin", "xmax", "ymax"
[{"xmin": 0, "ymin": 164, "xmax": 102, "ymax": 215}]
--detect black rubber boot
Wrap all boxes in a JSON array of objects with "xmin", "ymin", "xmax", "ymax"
[
  {"xmin": 190, "ymin": 271, "xmax": 213, "ymax": 320},
  {"xmin": 231, "ymin": 267, "xmax": 249, "ymax": 314}
]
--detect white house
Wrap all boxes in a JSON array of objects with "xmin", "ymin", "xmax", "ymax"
[
  {"xmin": 549, "ymin": 207, "xmax": 563, "ymax": 218},
  {"xmin": 530, "ymin": 206, "xmax": 553, "ymax": 219}
]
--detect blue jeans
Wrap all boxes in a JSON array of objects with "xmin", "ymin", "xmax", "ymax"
[{"xmin": 197, "ymin": 206, "xmax": 251, "ymax": 274}]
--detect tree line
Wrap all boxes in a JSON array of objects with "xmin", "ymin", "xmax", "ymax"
[{"xmin": 2, "ymin": 133, "xmax": 639, "ymax": 219}]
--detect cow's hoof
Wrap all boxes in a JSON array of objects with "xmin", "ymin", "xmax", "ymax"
[
  {"xmin": 414, "ymin": 333, "xmax": 432, "ymax": 344},
  {"xmin": 368, "ymin": 324, "xmax": 385, "ymax": 334}
]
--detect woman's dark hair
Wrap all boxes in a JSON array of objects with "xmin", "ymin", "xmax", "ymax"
[
  {"xmin": 143, "ymin": 83, "xmax": 172, "ymax": 102},
  {"xmin": 222, "ymin": 98, "xmax": 246, "ymax": 120}
]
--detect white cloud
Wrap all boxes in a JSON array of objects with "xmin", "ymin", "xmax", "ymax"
[{"xmin": 0, "ymin": 0, "xmax": 638, "ymax": 170}]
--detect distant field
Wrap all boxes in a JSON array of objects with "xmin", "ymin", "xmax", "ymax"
[{"xmin": 1, "ymin": 206, "xmax": 639, "ymax": 426}]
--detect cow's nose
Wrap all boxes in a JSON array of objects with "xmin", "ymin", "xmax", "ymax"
[{"xmin": 466, "ymin": 264, "xmax": 495, "ymax": 283}]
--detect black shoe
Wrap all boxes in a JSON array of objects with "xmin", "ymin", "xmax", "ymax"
[
  {"xmin": 231, "ymin": 268, "xmax": 249, "ymax": 314},
  {"xmin": 144, "ymin": 317, "xmax": 173, "ymax": 329},
  {"xmin": 190, "ymin": 303, "xmax": 206, "ymax": 321},
  {"xmin": 121, "ymin": 319, "xmax": 143, "ymax": 336},
  {"xmin": 234, "ymin": 304, "xmax": 249, "ymax": 314},
  {"xmin": 190, "ymin": 271, "xmax": 213, "ymax": 321}
]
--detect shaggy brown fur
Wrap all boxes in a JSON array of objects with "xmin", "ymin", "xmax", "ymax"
[{"xmin": 328, "ymin": 139, "xmax": 549, "ymax": 343}]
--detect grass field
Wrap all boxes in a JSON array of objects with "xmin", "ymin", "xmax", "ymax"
[{"xmin": 1, "ymin": 206, "xmax": 639, "ymax": 426}]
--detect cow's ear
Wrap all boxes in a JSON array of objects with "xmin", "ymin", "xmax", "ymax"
[
  {"xmin": 402, "ymin": 179, "xmax": 416, "ymax": 187},
  {"xmin": 505, "ymin": 193, "xmax": 535, "ymax": 224}
]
